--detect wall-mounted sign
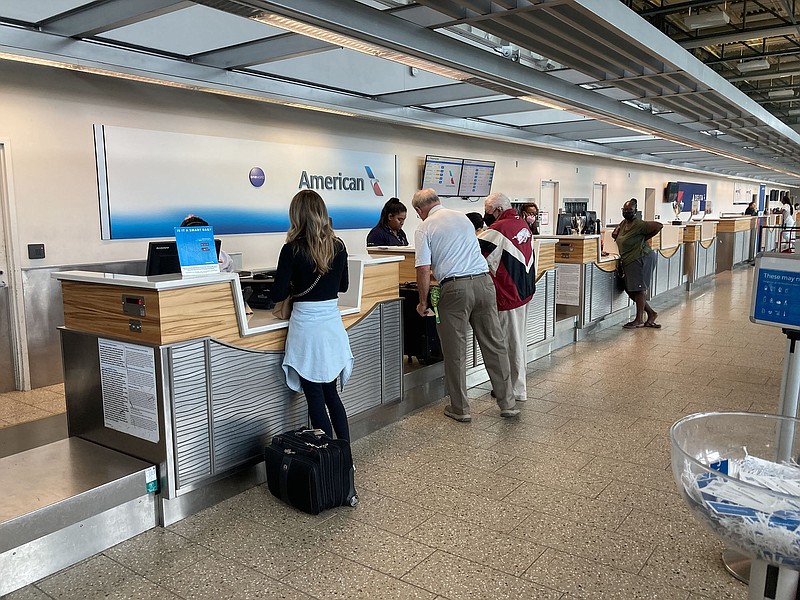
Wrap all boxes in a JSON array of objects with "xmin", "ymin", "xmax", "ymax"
[{"xmin": 95, "ymin": 125, "xmax": 397, "ymax": 239}]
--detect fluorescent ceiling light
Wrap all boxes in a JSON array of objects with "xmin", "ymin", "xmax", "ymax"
[
  {"xmin": 768, "ymin": 89, "xmax": 795, "ymax": 99},
  {"xmin": 684, "ymin": 10, "xmax": 731, "ymax": 30},
  {"xmin": 253, "ymin": 13, "xmax": 472, "ymax": 81},
  {"xmin": 788, "ymin": 109, "xmax": 800, "ymax": 116},
  {"xmin": 736, "ymin": 58, "xmax": 771, "ymax": 73}
]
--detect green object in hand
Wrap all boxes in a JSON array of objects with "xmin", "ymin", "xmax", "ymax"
[{"xmin": 430, "ymin": 285, "xmax": 441, "ymax": 324}]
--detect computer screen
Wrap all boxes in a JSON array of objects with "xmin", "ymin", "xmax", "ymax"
[
  {"xmin": 421, "ymin": 155, "xmax": 463, "ymax": 197},
  {"xmin": 556, "ymin": 213, "xmax": 574, "ymax": 236},
  {"xmin": 457, "ymin": 158, "xmax": 495, "ymax": 197},
  {"xmin": 146, "ymin": 239, "xmax": 221, "ymax": 276},
  {"xmin": 584, "ymin": 210, "xmax": 598, "ymax": 234}
]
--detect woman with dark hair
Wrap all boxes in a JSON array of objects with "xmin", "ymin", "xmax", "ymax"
[
  {"xmin": 612, "ymin": 198, "xmax": 663, "ymax": 329},
  {"xmin": 780, "ymin": 196, "xmax": 796, "ymax": 249},
  {"xmin": 519, "ymin": 203, "xmax": 539, "ymax": 234},
  {"xmin": 270, "ymin": 190, "xmax": 353, "ymax": 440},
  {"xmin": 366, "ymin": 197, "xmax": 409, "ymax": 246}
]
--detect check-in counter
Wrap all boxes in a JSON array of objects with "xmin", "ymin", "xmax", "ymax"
[
  {"xmin": 548, "ymin": 226, "xmax": 687, "ymax": 328},
  {"xmin": 683, "ymin": 221, "xmax": 717, "ymax": 286},
  {"xmin": 716, "ymin": 216, "xmax": 756, "ymax": 272},
  {"xmin": 542, "ymin": 234, "xmax": 628, "ymax": 328},
  {"xmin": 53, "ymin": 254, "xmax": 402, "ymax": 525},
  {"xmin": 758, "ymin": 213, "xmax": 782, "ymax": 253}
]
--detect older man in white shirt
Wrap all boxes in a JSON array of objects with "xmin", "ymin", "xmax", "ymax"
[{"xmin": 412, "ymin": 188, "xmax": 519, "ymax": 422}]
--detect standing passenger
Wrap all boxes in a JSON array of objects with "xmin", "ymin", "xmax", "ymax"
[
  {"xmin": 612, "ymin": 199, "xmax": 663, "ymax": 329},
  {"xmin": 519, "ymin": 203, "xmax": 540, "ymax": 234},
  {"xmin": 271, "ymin": 190, "xmax": 353, "ymax": 440},
  {"xmin": 479, "ymin": 193, "xmax": 537, "ymax": 405},
  {"xmin": 412, "ymin": 188, "xmax": 519, "ymax": 422}
]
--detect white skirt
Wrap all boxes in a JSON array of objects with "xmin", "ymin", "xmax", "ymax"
[{"xmin": 282, "ymin": 299, "xmax": 354, "ymax": 392}]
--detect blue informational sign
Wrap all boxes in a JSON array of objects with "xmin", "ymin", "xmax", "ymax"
[
  {"xmin": 175, "ymin": 226, "xmax": 219, "ymax": 277},
  {"xmin": 751, "ymin": 253, "xmax": 800, "ymax": 330}
]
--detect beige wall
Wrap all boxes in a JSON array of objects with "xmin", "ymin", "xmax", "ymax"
[{"xmin": 0, "ymin": 59, "xmax": 791, "ymax": 272}]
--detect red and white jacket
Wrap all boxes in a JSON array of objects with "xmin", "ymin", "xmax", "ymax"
[{"xmin": 478, "ymin": 209, "xmax": 536, "ymax": 311}]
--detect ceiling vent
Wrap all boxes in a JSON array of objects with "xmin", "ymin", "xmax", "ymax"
[
  {"xmin": 736, "ymin": 58, "xmax": 771, "ymax": 72},
  {"xmin": 684, "ymin": 10, "xmax": 731, "ymax": 29}
]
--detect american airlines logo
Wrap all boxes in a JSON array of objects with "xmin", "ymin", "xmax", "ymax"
[{"xmin": 298, "ymin": 166, "xmax": 383, "ymax": 196}]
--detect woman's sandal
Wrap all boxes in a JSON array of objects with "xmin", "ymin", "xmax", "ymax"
[
  {"xmin": 622, "ymin": 321, "xmax": 645, "ymax": 329},
  {"xmin": 644, "ymin": 321, "xmax": 662, "ymax": 328}
]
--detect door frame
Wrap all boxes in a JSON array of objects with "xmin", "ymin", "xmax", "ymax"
[{"xmin": 0, "ymin": 140, "xmax": 31, "ymax": 390}]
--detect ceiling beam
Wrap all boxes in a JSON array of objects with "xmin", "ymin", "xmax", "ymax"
[
  {"xmin": 680, "ymin": 25, "xmax": 800, "ymax": 50},
  {"xmin": 40, "ymin": 0, "xmax": 193, "ymax": 38},
  {"xmin": 193, "ymin": 33, "xmax": 333, "ymax": 68}
]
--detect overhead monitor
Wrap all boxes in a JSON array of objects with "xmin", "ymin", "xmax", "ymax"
[
  {"xmin": 458, "ymin": 158, "xmax": 495, "ymax": 197},
  {"xmin": 421, "ymin": 155, "xmax": 463, "ymax": 197},
  {"xmin": 146, "ymin": 239, "xmax": 221, "ymax": 276}
]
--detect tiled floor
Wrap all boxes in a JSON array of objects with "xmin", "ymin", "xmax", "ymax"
[
  {"xmin": 0, "ymin": 384, "xmax": 65, "ymax": 428},
  {"xmin": 4, "ymin": 267, "xmax": 785, "ymax": 599}
]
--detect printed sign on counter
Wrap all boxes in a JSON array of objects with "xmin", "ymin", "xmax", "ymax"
[
  {"xmin": 175, "ymin": 225, "xmax": 220, "ymax": 277},
  {"xmin": 99, "ymin": 339, "xmax": 159, "ymax": 443},
  {"xmin": 751, "ymin": 253, "xmax": 800, "ymax": 331},
  {"xmin": 555, "ymin": 263, "xmax": 581, "ymax": 306}
]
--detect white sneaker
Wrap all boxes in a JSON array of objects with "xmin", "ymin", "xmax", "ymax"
[{"xmin": 500, "ymin": 408, "xmax": 521, "ymax": 418}]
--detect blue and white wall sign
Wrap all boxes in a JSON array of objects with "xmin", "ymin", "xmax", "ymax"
[
  {"xmin": 95, "ymin": 125, "xmax": 397, "ymax": 239},
  {"xmin": 751, "ymin": 253, "xmax": 800, "ymax": 330}
]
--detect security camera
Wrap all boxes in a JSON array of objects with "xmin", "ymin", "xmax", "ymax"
[{"xmin": 494, "ymin": 45, "xmax": 520, "ymax": 62}]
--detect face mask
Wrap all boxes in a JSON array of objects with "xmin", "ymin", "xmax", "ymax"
[
  {"xmin": 484, "ymin": 212, "xmax": 496, "ymax": 227},
  {"xmin": 525, "ymin": 215, "xmax": 537, "ymax": 225},
  {"xmin": 622, "ymin": 210, "xmax": 635, "ymax": 221}
]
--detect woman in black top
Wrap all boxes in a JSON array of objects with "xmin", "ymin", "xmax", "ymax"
[
  {"xmin": 271, "ymin": 190, "xmax": 353, "ymax": 440},
  {"xmin": 366, "ymin": 197, "xmax": 409, "ymax": 246}
]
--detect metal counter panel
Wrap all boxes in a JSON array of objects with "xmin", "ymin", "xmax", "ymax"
[
  {"xmin": 341, "ymin": 307, "xmax": 387, "ymax": 415},
  {"xmin": 380, "ymin": 301, "xmax": 403, "ymax": 405},
  {"xmin": 655, "ymin": 253, "xmax": 669, "ymax": 296},
  {"xmin": 170, "ymin": 342, "xmax": 212, "ymax": 487},
  {"xmin": 208, "ymin": 341, "xmax": 302, "ymax": 475},
  {"xmin": 588, "ymin": 265, "xmax": 612, "ymax": 323},
  {"xmin": 526, "ymin": 279, "xmax": 547, "ymax": 345}
]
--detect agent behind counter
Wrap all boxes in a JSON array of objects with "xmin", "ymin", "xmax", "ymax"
[{"xmin": 366, "ymin": 198, "xmax": 409, "ymax": 247}]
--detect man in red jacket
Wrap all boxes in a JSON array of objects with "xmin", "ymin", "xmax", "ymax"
[{"xmin": 479, "ymin": 192, "xmax": 537, "ymax": 404}]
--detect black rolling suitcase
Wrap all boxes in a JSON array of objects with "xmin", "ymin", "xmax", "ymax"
[
  {"xmin": 264, "ymin": 428, "xmax": 358, "ymax": 515},
  {"xmin": 399, "ymin": 283, "xmax": 442, "ymax": 364}
]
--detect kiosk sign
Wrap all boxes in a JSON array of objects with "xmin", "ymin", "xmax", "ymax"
[{"xmin": 751, "ymin": 253, "xmax": 800, "ymax": 330}]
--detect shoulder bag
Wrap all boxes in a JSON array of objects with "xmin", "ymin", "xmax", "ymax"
[{"xmin": 272, "ymin": 273, "xmax": 322, "ymax": 320}]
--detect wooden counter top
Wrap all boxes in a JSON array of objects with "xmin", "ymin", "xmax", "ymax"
[
  {"xmin": 55, "ymin": 257, "xmax": 401, "ymax": 352},
  {"xmin": 716, "ymin": 217, "xmax": 756, "ymax": 233}
]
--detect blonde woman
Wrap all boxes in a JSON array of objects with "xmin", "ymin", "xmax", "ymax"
[{"xmin": 270, "ymin": 190, "xmax": 353, "ymax": 440}]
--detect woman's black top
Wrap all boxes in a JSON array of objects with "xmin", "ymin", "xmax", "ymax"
[
  {"xmin": 744, "ymin": 206, "xmax": 757, "ymax": 216},
  {"xmin": 270, "ymin": 238, "xmax": 349, "ymax": 303}
]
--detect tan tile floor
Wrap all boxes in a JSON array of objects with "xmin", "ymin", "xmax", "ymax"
[{"xmin": 4, "ymin": 267, "xmax": 785, "ymax": 599}]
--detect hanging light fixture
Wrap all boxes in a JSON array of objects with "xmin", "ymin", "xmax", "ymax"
[
  {"xmin": 736, "ymin": 58, "xmax": 771, "ymax": 72},
  {"xmin": 684, "ymin": 9, "xmax": 731, "ymax": 29}
]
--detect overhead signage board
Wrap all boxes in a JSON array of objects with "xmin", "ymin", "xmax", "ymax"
[{"xmin": 751, "ymin": 252, "xmax": 800, "ymax": 331}]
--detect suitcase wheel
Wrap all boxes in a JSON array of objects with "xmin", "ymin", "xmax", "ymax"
[{"xmin": 349, "ymin": 495, "xmax": 359, "ymax": 507}]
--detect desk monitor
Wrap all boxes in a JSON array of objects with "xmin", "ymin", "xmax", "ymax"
[
  {"xmin": 584, "ymin": 210, "xmax": 598, "ymax": 234},
  {"xmin": 556, "ymin": 213, "xmax": 574, "ymax": 236},
  {"xmin": 146, "ymin": 239, "xmax": 221, "ymax": 276}
]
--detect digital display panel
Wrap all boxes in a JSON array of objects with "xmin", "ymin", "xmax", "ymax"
[
  {"xmin": 421, "ymin": 155, "xmax": 463, "ymax": 197},
  {"xmin": 458, "ymin": 159, "xmax": 495, "ymax": 197}
]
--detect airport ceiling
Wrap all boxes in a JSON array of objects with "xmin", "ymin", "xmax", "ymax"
[{"xmin": 2, "ymin": 0, "xmax": 800, "ymax": 186}]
